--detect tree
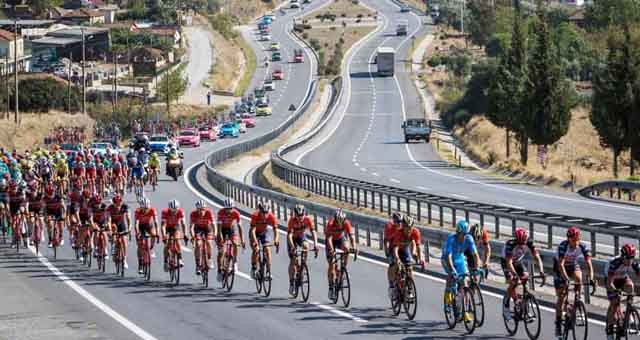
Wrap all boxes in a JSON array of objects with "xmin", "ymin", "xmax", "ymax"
[
  {"xmin": 28, "ymin": 0, "xmax": 62, "ymax": 17},
  {"xmin": 591, "ymin": 28, "xmax": 636, "ymax": 178},
  {"xmin": 525, "ymin": 1, "xmax": 573, "ymax": 154},
  {"xmin": 157, "ymin": 67, "xmax": 187, "ymax": 114},
  {"xmin": 585, "ymin": 0, "xmax": 640, "ymax": 31},
  {"xmin": 467, "ymin": 0, "xmax": 496, "ymax": 47}
]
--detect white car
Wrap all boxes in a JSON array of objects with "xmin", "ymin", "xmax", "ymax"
[
  {"xmin": 239, "ymin": 122, "xmax": 247, "ymax": 133},
  {"xmin": 264, "ymin": 79, "xmax": 275, "ymax": 91},
  {"xmin": 89, "ymin": 142, "xmax": 120, "ymax": 156},
  {"xmin": 290, "ymin": 0, "xmax": 300, "ymax": 9},
  {"xmin": 260, "ymin": 33, "xmax": 271, "ymax": 41}
]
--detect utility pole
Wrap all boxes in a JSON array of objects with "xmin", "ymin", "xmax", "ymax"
[
  {"xmin": 81, "ymin": 27, "xmax": 86, "ymax": 115},
  {"xmin": 114, "ymin": 52, "xmax": 118, "ymax": 111},
  {"xmin": 5, "ymin": 54, "xmax": 8, "ymax": 119},
  {"xmin": 165, "ymin": 69, "xmax": 170, "ymax": 118},
  {"xmin": 460, "ymin": 0, "xmax": 465, "ymax": 35},
  {"xmin": 68, "ymin": 52, "xmax": 72, "ymax": 114},
  {"xmin": 13, "ymin": 16, "xmax": 18, "ymax": 124}
]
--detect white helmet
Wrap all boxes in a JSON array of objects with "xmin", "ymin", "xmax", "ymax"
[
  {"xmin": 223, "ymin": 197, "xmax": 234, "ymax": 209},
  {"xmin": 168, "ymin": 199, "xmax": 180, "ymax": 210}
]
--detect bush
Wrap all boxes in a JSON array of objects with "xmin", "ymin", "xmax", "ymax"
[
  {"xmin": 427, "ymin": 55, "xmax": 443, "ymax": 67},
  {"xmin": 209, "ymin": 13, "xmax": 239, "ymax": 40},
  {"xmin": 309, "ymin": 38, "xmax": 321, "ymax": 50},
  {"xmin": 302, "ymin": 32, "xmax": 309, "ymax": 39},
  {"xmin": 7, "ymin": 77, "xmax": 81, "ymax": 112}
]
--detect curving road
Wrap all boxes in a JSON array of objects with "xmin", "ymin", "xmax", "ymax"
[{"xmin": 295, "ymin": 0, "xmax": 640, "ymax": 229}]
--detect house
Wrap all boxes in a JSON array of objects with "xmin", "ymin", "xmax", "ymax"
[
  {"xmin": 131, "ymin": 47, "xmax": 166, "ymax": 77},
  {"xmin": 133, "ymin": 24, "xmax": 181, "ymax": 46},
  {"xmin": 61, "ymin": 8, "xmax": 105, "ymax": 25},
  {"xmin": 0, "ymin": 28, "xmax": 31, "ymax": 73},
  {"xmin": 0, "ymin": 20, "xmax": 58, "ymax": 40},
  {"xmin": 31, "ymin": 26, "xmax": 110, "ymax": 62},
  {"xmin": 47, "ymin": 7, "xmax": 70, "ymax": 20}
]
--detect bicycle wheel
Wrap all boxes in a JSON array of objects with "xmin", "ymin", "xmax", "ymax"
[
  {"xmin": 174, "ymin": 253, "xmax": 180, "ymax": 286},
  {"xmin": 221, "ymin": 255, "xmax": 229, "ymax": 289},
  {"xmin": 255, "ymin": 260, "xmax": 263, "ymax": 294},
  {"xmin": 568, "ymin": 300, "xmax": 588, "ymax": 340},
  {"xmin": 391, "ymin": 285, "xmax": 402, "ymax": 316},
  {"xmin": 300, "ymin": 263, "xmax": 310, "ymax": 302},
  {"xmin": 263, "ymin": 258, "xmax": 272, "ymax": 298},
  {"xmin": 340, "ymin": 269, "xmax": 351, "ymax": 307},
  {"xmin": 471, "ymin": 284, "xmax": 485, "ymax": 327},
  {"xmin": 444, "ymin": 290, "xmax": 457, "ymax": 329},
  {"xmin": 462, "ymin": 287, "xmax": 477, "ymax": 334},
  {"xmin": 203, "ymin": 268, "xmax": 208, "ymax": 288},
  {"xmin": 502, "ymin": 294, "xmax": 519, "ymax": 336},
  {"xmin": 403, "ymin": 277, "xmax": 418, "ymax": 321},
  {"xmin": 524, "ymin": 294, "xmax": 541, "ymax": 340},
  {"xmin": 623, "ymin": 306, "xmax": 640, "ymax": 339},
  {"xmin": 292, "ymin": 269, "xmax": 300, "ymax": 299},
  {"xmin": 226, "ymin": 256, "xmax": 235, "ymax": 292}
]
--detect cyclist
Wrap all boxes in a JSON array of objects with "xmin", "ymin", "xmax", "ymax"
[
  {"xmin": 216, "ymin": 198, "xmax": 245, "ymax": 282},
  {"xmin": 325, "ymin": 209, "xmax": 357, "ymax": 299},
  {"xmin": 189, "ymin": 199, "xmax": 215, "ymax": 274},
  {"xmin": 466, "ymin": 223, "xmax": 491, "ymax": 275},
  {"xmin": 130, "ymin": 151, "xmax": 145, "ymax": 194},
  {"xmin": 501, "ymin": 227, "xmax": 544, "ymax": 321},
  {"xmin": 249, "ymin": 201, "xmax": 280, "ymax": 280},
  {"xmin": 161, "ymin": 199, "xmax": 186, "ymax": 271},
  {"xmin": 391, "ymin": 215, "xmax": 426, "ymax": 291},
  {"xmin": 442, "ymin": 220, "xmax": 480, "ymax": 307},
  {"xmin": 8, "ymin": 181, "xmax": 28, "ymax": 247},
  {"xmin": 134, "ymin": 198, "xmax": 158, "ymax": 274},
  {"xmin": 77, "ymin": 189, "xmax": 94, "ymax": 260},
  {"xmin": 286, "ymin": 204, "xmax": 318, "ymax": 295},
  {"xmin": 384, "ymin": 212, "xmax": 402, "ymax": 297},
  {"xmin": 44, "ymin": 185, "xmax": 66, "ymax": 248},
  {"xmin": 26, "ymin": 181, "xmax": 45, "ymax": 246},
  {"xmin": 91, "ymin": 194, "xmax": 110, "ymax": 260},
  {"xmin": 605, "ymin": 244, "xmax": 640, "ymax": 340},
  {"xmin": 553, "ymin": 226, "xmax": 594, "ymax": 339},
  {"xmin": 148, "ymin": 152, "xmax": 160, "ymax": 184},
  {"xmin": 107, "ymin": 195, "xmax": 130, "ymax": 269}
]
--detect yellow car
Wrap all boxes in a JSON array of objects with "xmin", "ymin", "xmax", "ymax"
[
  {"xmin": 256, "ymin": 105, "xmax": 272, "ymax": 116},
  {"xmin": 270, "ymin": 42, "xmax": 280, "ymax": 51}
]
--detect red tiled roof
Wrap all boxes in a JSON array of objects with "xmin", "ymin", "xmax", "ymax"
[{"xmin": 0, "ymin": 29, "xmax": 16, "ymax": 41}]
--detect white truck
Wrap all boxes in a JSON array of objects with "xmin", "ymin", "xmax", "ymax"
[{"xmin": 376, "ymin": 47, "xmax": 395, "ymax": 77}]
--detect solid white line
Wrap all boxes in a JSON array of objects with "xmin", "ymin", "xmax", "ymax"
[
  {"xmin": 311, "ymin": 301, "xmax": 368, "ymax": 323},
  {"xmin": 500, "ymin": 203, "xmax": 525, "ymax": 210},
  {"xmin": 360, "ymin": 168, "xmax": 367, "ymax": 172},
  {"xmin": 390, "ymin": 178, "xmax": 400, "ymax": 183},
  {"xmin": 451, "ymin": 194, "xmax": 468, "ymax": 200},
  {"xmin": 182, "ymin": 246, "xmax": 193, "ymax": 253},
  {"xmin": 371, "ymin": 172, "xmax": 379, "ymax": 177},
  {"xmin": 416, "ymin": 186, "xmax": 430, "ymax": 191},
  {"xmin": 27, "ymin": 246, "xmax": 159, "ymax": 340}
]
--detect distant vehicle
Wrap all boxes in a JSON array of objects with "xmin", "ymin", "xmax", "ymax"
[
  {"xmin": 241, "ymin": 114, "xmax": 256, "ymax": 128},
  {"xmin": 260, "ymin": 33, "xmax": 271, "ymax": 41},
  {"xmin": 400, "ymin": 4, "xmax": 410, "ymax": 12},
  {"xmin": 396, "ymin": 20, "xmax": 408, "ymax": 36},
  {"xmin": 256, "ymin": 95, "xmax": 269, "ymax": 106},
  {"xmin": 272, "ymin": 69, "xmax": 284, "ymax": 80},
  {"xmin": 290, "ymin": 0, "xmax": 300, "ymax": 9},
  {"xmin": 430, "ymin": 4, "xmax": 440, "ymax": 17},
  {"xmin": 402, "ymin": 118, "xmax": 431, "ymax": 143},
  {"xmin": 258, "ymin": 22, "xmax": 270, "ymax": 32},
  {"xmin": 148, "ymin": 135, "xmax": 175, "ymax": 154},
  {"xmin": 270, "ymin": 42, "xmax": 280, "ymax": 51},
  {"xmin": 376, "ymin": 46, "xmax": 395, "ymax": 76},
  {"xmin": 198, "ymin": 126, "xmax": 218, "ymax": 141},
  {"xmin": 256, "ymin": 103, "xmax": 272, "ymax": 116},
  {"xmin": 219, "ymin": 122, "xmax": 240, "ymax": 138},
  {"xmin": 238, "ymin": 122, "xmax": 247, "ymax": 133},
  {"xmin": 263, "ymin": 79, "xmax": 275, "ymax": 91},
  {"xmin": 60, "ymin": 143, "xmax": 83, "ymax": 156},
  {"xmin": 272, "ymin": 51, "xmax": 282, "ymax": 61},
  {"xmin": 260, "ymin": 16, "xmax": 273, "ymax": 25},
  {"xmin": 264, "ymin": 13, "xmax": 276, "ymax": 22},
  {"xmin": 294, "ymin": 49, "xmax": 304, "ymax": 63},
  {"xmin": 89, "ymin": 142, "xmax": 118, "ymax": 156},
  {"xmin": 177, "ymin": 129, "xmax": 201, "ymax": 147}
]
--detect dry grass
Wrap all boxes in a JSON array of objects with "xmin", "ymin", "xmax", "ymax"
[
  {"xmin": 310, "ymin": 0, "xmax": 376, "ymax": 19},
  {"xmin": 0, "ymin": 112, "xmax": 95, "ymax": 151},
  {"xmin": 224, "ymin": 0, "xmax": 284, "ymax": 23},
  {"xmin": 303, "ymin": 26, "xmax": 375, "ymax": 73},
  {"xmin": 208, "ymin": 29, "xmax": 244, "ymax": 93},
  {"xmin": 398, "ymin": 0, "xmax": 427, "ymax": 12}
]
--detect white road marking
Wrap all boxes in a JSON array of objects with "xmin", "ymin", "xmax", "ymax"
[
  {"xmin": 451, "ymin": 194, "xmax": 468, "ymax": 199},
  {"xmin": 500, "ymin": 203, "xmax": 525, "ymax": 210},
  {"xmin": 416, "ymin": 186, "xmax": 430, "ymax": 191},
  {"xmin": 182, "ymin": 247, "xmax": 193, "ymax": 253},
  {"xmin": 389, "ymin": 178, "xmax": 400, "ymax": 183},
  {"xmin": 371, "ymin": 172, "xmax": 379, "ymax": 177},
  {"xmin": 27, "ymin": 246, "xmax": 159, "ymax": 340},
  {"xmin": 311, "ymin": 301, "xmax": 368, "ymax": 323},
  {"xmin": 360, "ymin": 168, "xmax": 367, "ymax": 172}
]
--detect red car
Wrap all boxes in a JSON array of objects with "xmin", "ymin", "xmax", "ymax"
[
  {"xmin": 177, "ymin": 129, "xmax": 201, "ymax": 147},
  {"xmin": 198, "ymin": 126, "xmax": 217, "ymax": 141},
  {"xmin": 272, "ymin": 69, "xmax": 284, "ymax": 80},
  {"xmin": 241, "ymin": 114, "xmax": 256, "ymax": 128},
  {"xmin": 294, "ymin": 49, "xmax": 304, "ymax": 63}
]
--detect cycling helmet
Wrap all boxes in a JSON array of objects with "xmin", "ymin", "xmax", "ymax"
[
  {"xmin": 621, "ymin": 244, "xmax": 637, "ymax": 259},
  {"xmin": 223, "ymin": 197, "xmax": 235, "ymax": 209},
  {"xmin": 44, "ymin": 185, "xmax": 54, "ymax": 196},
  {"xmin": 93, "ymin": 195, "xmax": 102, "ymax": 205},
  {"xmin": 401, "ymin": 215, "xmax": 415, "ymax": 228},
  {"xmin": 140, "ymin": 198, "xmax": 151, "ymax": 209},
  {"xmin": 334, "ymin": 209, "xmax": 346, "ymax": 224},
  {"xmin": 470, "ymin": 223, "xmax": 483, "ymax": 240},
  {"xmin": 112, "ymin": 194, "xmax": 122, "ymax": 205},
  {"xmin": 456, "ymin": 220, "xmax": 469, "ymax": 234},
  {"xmin": 515, "ymin": 228, "xmax": 528, "ymax": 245},
  {"xmin": 257, "ymin": 201, "xmax": 267, "ymax": 213},
  {"xmin": 82, "ymin": 190, "xmax": 92, "ymax": 199},
  {"xmin": 293, "ymin": 204, "xmax": 305, "ymax": 217},
  {"xmin": 18, "ymin": 181, "xmax": 27, "ymax": 190},
  {"xmin": 0, "ymin": 178, "xmax": 6, "ymax": 189},
  {"xmin": 139, "ymin": 148, "xmax": 145, "ymax": 153},
  {"xmin": 391, "ymin": 212, "xmax": 402, "ymax": 224},
  {"xmin": 566, "ymin": 226, "xmax": 580, "ymax": 240},
  {"xmin": 195, "ymin": 199, "xmax": 205, "ymax": 209},
  {"xmin": 168, "ymin": 199, "xmax": 180, "ymax": 210}
]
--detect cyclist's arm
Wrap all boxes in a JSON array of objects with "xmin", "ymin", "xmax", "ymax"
[
  {"xmin": 482, "ymin": 241, "xmax": 491, "ymax": 266},
  {"xmin": 179, "ymin": 217, "xmax": 187, "ymax": 239},
  {"xmin": 125, "ymin": 212, "xmax": 131, "ymax": 232},
  {"xmin": 506, "ymin": 257, "xmax": 517, "ymax": 276},
  {"xmin": 347, "ymin": 230, "xmax": 356, "ymax": 251},
  {"xmin": 134, "ymin": 216, "xmax": 140, "ymax": 236},
  {"xmin": 534, "ymin": 252, "xmax": 544, "ymax": 274},
  {"xmin": 558, "ymin": 256, "xmax": 569, "ymax": 281},
  {"xmin": 235, "ymin": 218, "xmax": 244, "ymax": 244},
  {"xmin": 412, "ymin": 239, "xmax": 424, "ymax": 263},
  {"xmin": 310, "ymin": 224, "xmax": 318, "ymax": 250},
  {"xmin": 585, "ymin": 256, "xmax": 594, "ymax": 281}
]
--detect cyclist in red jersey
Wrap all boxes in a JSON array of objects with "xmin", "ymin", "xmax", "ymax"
[
  {"xmin": 161, "ymin": 199, "xmax": 186, "ymax": 270},
  {"xmin": 26, "ymin": 182, "xmax": 45, "ymax": 246},
  {"xmin": 286, "ymin": 204, "xmax": 318, "ymax": 295},
  {"xmin": 107, "ymin": 195, "xmax": 130, "ymax": 268},
  {"xmin": 9, "ymin": 181, "xmax": 28, "ymax": 248},
  {"xmin": 384, "ymin": 212, "xmax": 402, "ymax": 297},
  {"xmin": 134, "ymin": 198, "xmax": 158, "ymax": 273},
  {"xmin": 44, "ymin": 185, "xmax": 66, "ymax": 247},
  {"xmin": 216, "ymin": 198, "xmax": 245, "ymax": 282},
  {"xmin": 325, "ymin": 209, "xmax": 357, "ymax": 299},
  {"xmin": 91, "ymin": 194, "xmax": 110, "ymax": 259},
  {"xmin": 189, "ymin": 200, "xmax": 216, "ymax": 274},
  {"xmin": 249, "ymin": 201, "xmax": 280, "ymax": 279},
  {"xmin": 76, "ymin": 190, "xmax": 94, "ymax": 259}
]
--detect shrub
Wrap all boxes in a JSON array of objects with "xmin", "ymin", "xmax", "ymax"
[{"xmin": 302, "ymin": 32, "xmax": 309, "ymax": 39}]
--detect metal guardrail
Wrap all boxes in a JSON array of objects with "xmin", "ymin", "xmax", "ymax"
[{"xmin": 578, "ymin": 180, "xmax": 640, "ymax": 203}]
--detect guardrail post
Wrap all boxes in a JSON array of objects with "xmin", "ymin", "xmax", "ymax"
[
  {"xmin": 427, "ymin": 203, "xmax": 432, "ymax": 224},
  {"xmin": 387, "ymin": 195, "xmax": 392, "ymax": 215},
  {"xmin": 479, "ymin": 214, "xmax": 484, "ymax": 227},
  {"xmin": 495, "ymin": 217, "xmax": 500, "ymax": 239},
  {"xmin": 276, "ymin": 201, "xmax": 281, "ymax": 219},
  {"xmin": 424, "ymin": 240, "xmax": 430, "ymax": 263},
  {"xmin": 350, "ymin": 187, "xmax": 355, "ymax": 205},
  {"xmin": 366, "ymin": 227, "xmax": 371, "ymax": 247},
  {"xmin": 379, "ymin": 230, "xmax": 384, "ymax": 250},
  {"xmin": 332, "ymin": 183, "xmax": 337, "ymax": 200},
  {"xmin": 464, "ymin": 211, "xmax": 469, "ymax": 223},
  {"xmin": 591, "ymin": 231, "xmax": 597, "ymax": 256},
  {"xmin": 614, "ymin": 236, "xmax": 620, "ymax": 256},
  {"xmin": 439, "ymin": 206, "xmax": 443, "ymax": 227},
  {"xmin": 355, "ymin": 224, "xmax": 360, "ymax": 244},
  {"xmin": 397, "ymin": 196, "xmax": 401, "ymax": 213},
  {"xmin": 547, "ymin": 225, "xmax": 553, "ymax": 249},
  {"xmin": 583, "ymin": 271, "xmax": 591, "ymax": 304},
  {"xmin": 416, "ymin": 201, "xmax": 422, "ymax": 221},
  {"xmin": 511, "ymin": 219, "xmax": 517, "ymax": 236},
  {"xmin": 379, "ymin": 192, "xmax": 384, "ymax": 213},
  {"xmin": 356, "ymin": 188, "xmax": 361, "ymax": 207},
  {"xmin": 451, "ymin": 208, "xmax": 456, "ymax": 227},
  {"xmin": 529, "ymin": 221, "xmax": 534, "ymax": 243},
  {"xmin": 363, "ymin": 190, "xmax": 367, "ymax": 208}
]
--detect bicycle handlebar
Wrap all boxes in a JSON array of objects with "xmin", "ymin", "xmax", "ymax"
[{"xmin": 532, "ymin": 274, "xmax": 546, "ymax": 287}]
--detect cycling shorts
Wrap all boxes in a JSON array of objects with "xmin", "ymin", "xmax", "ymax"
[
  {"xmin": 252, "ymin": 230, "xmax": 272, "ymax": 245},
  {"xmin": 138, "ymin": 223, "xmax": 155, "ymax": 237},
  {"xmin": 501, "ymin": 258, "xmax": 527, "ymax": 282},
  {"xmin": 28, "ymin": 204, "xmax": 43, "ymax": 215},
  {"xmin": 113, "ymin": 221, "xmax": 128, "ymax": 234},
  {"xmin": 217, "ymin": 228, "xmax": 237, "ymax": 246},
  {"xmin": 132, "ymin": 167, "xmax": 144, "ymax": 178},
  {"xmin": 442, "ymin": 258, "xmax": 468, "ymax": 276},
  {"xmin": 607, "ymin": 278, "xmax": 631, "ymax": 301},
  {"xmin": 326, "ymin": 236, "xmax": 347, "ymax": 259},
  {"xmin": 397, "ymin": 246, "xmax": 414, "ymax": 265},
  {"xmin": 194, "ymin": 227, "xmax": 213, "ymax": 241},
  {"xmin": 46, "ymin": 210, "xmax": 64, "ymax": 221}
]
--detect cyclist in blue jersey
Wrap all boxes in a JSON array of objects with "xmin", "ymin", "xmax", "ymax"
[{"xmin": 441, "ymin": 220, "xmax": 481, "ymax": 304}]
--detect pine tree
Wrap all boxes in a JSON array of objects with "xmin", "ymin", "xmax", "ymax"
[{"xmin": 526, "ymin": 0, "xmax": 572, "ymax": 155}]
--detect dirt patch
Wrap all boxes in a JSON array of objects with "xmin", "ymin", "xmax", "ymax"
[
  {"xmin": 302, "ymin": 26, "xmax": 375, "ymax": 74},
  {"xmin": 223, "ymin": 0, "xmax": 284, "ymax": 23},
  {"xmin": 397, "ymin": 0, "xmax": 427, "ymax": 12},
  {"xmin": 308, "ymin": 0, "xmax": 376, "ymax": 19},
  {"xmin": 0, "ymin": 112, "xmax": 94, "ymax": 151},
  {"xmin": 208, "ymin": 29, "xmax": 244, "ymax": 93}
]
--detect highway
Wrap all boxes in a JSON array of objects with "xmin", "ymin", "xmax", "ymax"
[{"xmin": 295, "ymin": 0, "xmax": 640, "ymax": 228}]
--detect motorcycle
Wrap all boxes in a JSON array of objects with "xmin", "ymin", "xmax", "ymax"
[{"xmin": 165, "ymin": 154, "xmax": 183, "ymax": 181}]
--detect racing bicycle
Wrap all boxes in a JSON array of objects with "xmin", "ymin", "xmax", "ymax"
[
  {"xmin": 610, "ymin": 291, "xmax": 640, "ymax": 340},
  {"xmin": 254, "ymin": 243, "xmax": 277, "ymax": 297},
  {"xmin": 561, "ymin": 280, "xmax": 595, "ymax": 340},
  {"xmin": 220, "ymin": 238, "xmax": 237, "ymax": 292},
  {"xmin": 328, "ymin": 248, "xmax": 357, "ymax": 307},
  {"xmin": 502, "ymin": 274, "xmax": 546, "ymax": 340},
  {"xmin": 390, "ymin": 261, "xmax": 422, "ymax": 320},
  {"xmin": 166, "ymin": 233, "xmax": 181, "ymax": 285},
  {"xmin": 444, "ymin": 273, "xmax": 477, "ymax": 334}
]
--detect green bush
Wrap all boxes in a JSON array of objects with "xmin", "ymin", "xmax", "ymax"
[
  {"xmin": 209, "ymin": 13, "xmax": 240, "ymax": 40},
  {"xmin": 4, "ymin": 77, "xmax": 81, "ymax": 112},
  {"xmin": 427, "ymin": 55, "xmax": 443, "ymax": 67}
]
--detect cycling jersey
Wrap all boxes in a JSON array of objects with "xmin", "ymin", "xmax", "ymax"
[
  {"xmin": 78, "ymin": 201, "xmax": 92, "ymax": 223},
  {"xmin": 325, "ymin": 218, "xmax": 353, "ymax": 241},
  {"xmin": 287, "ymin": 215, "xmax": 314, "ymax": 239},
  {"xmin": 27, "ymin": 191, "xmax": 44, "ymax": 213},
  {"xmin": 555, "ymin": 240, "xmax": 591, "ymax": 270},
  {"xmin": 45, "ymin": 195, "xmax": 64, "ymax": 217},
  {"xmin": 135, "ymin": 208, "xmax": 157, "ymax": 225},
  {"xmin": 8, "ymin": 189, "xmax": 26, "ymax": 214},
  {"xmin": 92, "ymin": 203, "xmax": 108, "ymax": 225},
  {"xmin": 384, "ymin": 221, "xmax": 400, "ymax": 245},
  {"xmin": 148, "ymin": 157, "xmax": 160, "ymax": 169},
  {"xmin": 442, "ymin": 233, "xmax": 476, "ymax": 275},
  {"xmin": 161, "ymin": 208, "xmax": 185, "ymax": 228},
  {"xmin": 250, "ymin": 211, "xmax": 277, "ymax": 234},
  {"xmin": 607, "ymin": 256, "xmax": 640, "ymax": 281},
  {"xmin": 190, "ymin": 209, "xmax": 213, "ymax": 230},
  {"xmin": 217, "ymin": 208, "xmax": 241, "ymax": 230},
  {"xmin": 392, "ymin": 228, "xmax": 422, "ymax": 248},
  {"xmin": 501, "ymin": 238, "xmax": 538, "ymax": 263},
  {"xmin": 107, "ymin": 204, "xmax": 129, "ymax": 232},
  {"xmin": 0, "ymin": 188, "xmax": 8, "ymax": 205}
]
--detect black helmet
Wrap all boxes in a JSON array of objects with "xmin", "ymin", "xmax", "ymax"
[{"xmin": 293, "ymin": 204, "xmax": 305, "ymax": 217}]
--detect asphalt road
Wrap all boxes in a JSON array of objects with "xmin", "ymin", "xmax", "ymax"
[
  {"xmin": 182, "ymin": 25, "xmax": 213, "ymax": 106},
  {"xmin": 296, "ymin": 0, "xmax": 640, "ymax": 228}
]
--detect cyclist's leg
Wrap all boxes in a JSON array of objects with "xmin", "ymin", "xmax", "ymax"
[
  {"xmin": 216, "ymin": 234, "xmax": 224, "ymax": 274},
  {"xmin": 326, "ymin": 239, "xmax": 337, "ymax": 287},
  {"xmin": 287, "ymin": 239, "xmax": 297, "ymax": 284},
  {"xmin": 263, "ymin": 231, "xmax": 273, "ymax": 270},
  {"xmin": 341, "ymin": 239, "xmax": 350, "ymax": 269},
  {"xmin": 606, "ymin": 279, "xmax": 624, "ymax": 336},
  {"xmin": 250, "ymin": 231, "xmax": 259, "ymax": 271}
]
